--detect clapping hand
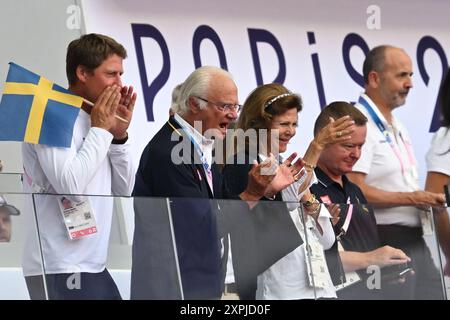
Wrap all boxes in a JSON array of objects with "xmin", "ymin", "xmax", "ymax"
[
  {"xmin": 265, "ymin": 152, "xmax": 304, "ymax": 197},
  {"xmin": 109, "ymin": 85, "xmax": 137, "ymax": 139}
]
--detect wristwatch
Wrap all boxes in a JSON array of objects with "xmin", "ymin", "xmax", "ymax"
[
  {"xmin": 303, "ymin": 194, "xmax": 317, "ymax": 207},
  {"xmin": 264, "ymin": 194, "xmax": 276, "ymax": 200},
  {"xmin": 112, "ymin": 133, "xmax": 129, "ymax": 144}
]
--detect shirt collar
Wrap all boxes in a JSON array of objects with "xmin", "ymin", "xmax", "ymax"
[
  {"xmin": 174, "ymin": 113, "xmax": 214, "ymax": 148},
  {"xmin": 174, "ymin": 114, "xmax": 214, "ymax": 167},
  {"xmin": 314, "ymin": 166, "xmax": 334, "ymax": 188},
  {"xmin": 360, "ymin": 93, "xmax": 401, "ymax": 131},
  {"xmin": 314, "ymin": 166, "xmax": 350, "ymax": 189}
]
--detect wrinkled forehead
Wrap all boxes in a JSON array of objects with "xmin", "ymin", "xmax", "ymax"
[
  {"xmin": 207, "ymin": 75, "xmax": 238, "ymax": 102},
  {"xmin": 384, "ymin": 48, "xmax": 412, "ymax": 70}
]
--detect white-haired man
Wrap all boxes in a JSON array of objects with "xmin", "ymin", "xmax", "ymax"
[
  {"xmin": 131, "ymin": 66, "xmax": 303, "ymax": 300},
  {"xmin": 169, "ymin": 83, "xmax": 183, "ymax": 116}
]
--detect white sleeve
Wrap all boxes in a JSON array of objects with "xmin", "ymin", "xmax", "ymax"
[
  {"xmin": 283, "ymin": 172, "xmax": 318, "ymax": 211},
  {"xmin": 312, "ymin": 205, "xmax": 335, "ymax": 250},
  {"xmin": 109, "ymin": 142, "xmax": 135, "ymax": 196},
  {"xmin": 351, "ymin": 122, "xmax": 377, "ymax": 174},
  {"xmin": 34, "ymin": 127, "xmax": 113, "ymax": 195},
  {"xmin": 426, "ymin": 127, "xmax": 450, "ymax": 176}
]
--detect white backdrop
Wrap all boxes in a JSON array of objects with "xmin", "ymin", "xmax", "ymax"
[{"xmin": 81, "ymin": 0, "xmax": 450, "ymax": 186}]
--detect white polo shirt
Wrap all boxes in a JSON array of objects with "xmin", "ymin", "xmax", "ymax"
[
  {"xmin": 426, "ymin": 126, "xmax": 450, "ymax": 176},
  {"xmin": 352, "ymin": 93, "xmax": 421, "ymax": 227}
]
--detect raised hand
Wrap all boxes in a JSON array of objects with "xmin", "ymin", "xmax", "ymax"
[
  {"xmin": 90, "ymin": 85, "xmax": 121, "ymax": 131},
  {"xmin": 242, "ymin": 159, "xmax": 277, "ymax": 200},
  {"xmin": 295, "ymin": 167, "xmax": 314, "ymax": 196},
  {"xmin": 109, "ymin": 85, "xmax": 137, "ymax": 139},
  {"xmin": 265, "ymin": 153, "xmax": 304, "ymax": 197},
  {"xmin": 314, "ymin": 115, "xmax": 356, "ymax": 147}
]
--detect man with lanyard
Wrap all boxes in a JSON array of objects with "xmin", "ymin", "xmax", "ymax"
[
  {"xmin": 310, "ymin": 101, "xmax": 410, "ymax": 300},
  {"xmin": 131, "ymin": 66, "xmax": 302, "ymax": 299},
  {"xmin": 347, "ymin": 45, "xmax": 446, "ymax": 299}
]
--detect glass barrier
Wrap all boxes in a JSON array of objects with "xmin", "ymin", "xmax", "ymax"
[
  {"xmin": 164, "ymin": 198, "xmax": 319, "ymax": 300},
  {"xmin": 432, "ymin": 206, "xmax": 450, "ymax": 298},
  {"xmin": 325, "ymin": 203, "xmax": 446, "ymax": 300},
  {"xmin": 0, "ymin": 191, "xmax": 45, "ymax": 300},
  {"xmin": 1, "ymin": 185, "xmax": 449, "ymax": 300},
  {"xmin": 30, "ymin": 194, "xmax": 321, "ymax": 300},
  {"xmin": 0, "ymin": 172, "xmax": 23, "ymax": 193},
  {"xmin": 30, "ymin": 193, "xmax": 181, "ymax": 300},
  {"xmin": 161, "ymin": 200, "xmax": 447, "ymax": 300}
]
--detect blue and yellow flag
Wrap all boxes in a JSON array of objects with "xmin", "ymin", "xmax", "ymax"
[{"xmin": 0, "ymin": 62, "xmax": 83, "ymax": 148}]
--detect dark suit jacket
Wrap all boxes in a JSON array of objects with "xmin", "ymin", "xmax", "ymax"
[
  {"xmin": 132, "ymin": 118, "xmax": 224, "ymax": 299},
  {"xmin": 131, "ymin": 118, "xmax": 302, "ymax": 300}
]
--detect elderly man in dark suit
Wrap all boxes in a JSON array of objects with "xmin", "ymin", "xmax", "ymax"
[{"xmin": 131, "ymin": 66, "xmax": 302, "ymax": 300}]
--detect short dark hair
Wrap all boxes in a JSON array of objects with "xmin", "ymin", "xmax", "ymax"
[
  {"xmin": 363, "ymin": 45, "xmax": 393, "ymax": 84},
  {"xmin": 66, "ymin": 33, "xmax": 127, "ymax": 85},
  {"xmin": 314, "ymin": 101, "xmax": 367, "ymax": 136},
  {"xmin": 439, "ymin": 68, "xmax": 450, "ymax": 127}
]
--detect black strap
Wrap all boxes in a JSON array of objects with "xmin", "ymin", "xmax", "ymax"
[{"xmin": 112, "ymin": 133, "xmax": 128, "ymax": 144}]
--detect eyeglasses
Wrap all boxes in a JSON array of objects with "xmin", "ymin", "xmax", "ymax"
[{"xmin": 195, "ymin": 96, "xmax": 242, "ymax": 113}]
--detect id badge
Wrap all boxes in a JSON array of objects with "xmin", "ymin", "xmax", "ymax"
[
  {"xmin": 57, "ymin": 197, "xmax": 97, "ymax": 240},
  {"xmin": 304, "ymin": 238, "xmax": 329, "ymax": 289},
  {"xmin": 420, "ymin": 210, "xmax": 433, "ymax": 236}
]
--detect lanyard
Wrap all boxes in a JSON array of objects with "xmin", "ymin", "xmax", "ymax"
[
  {"xmin": 169, "ymin": 118, "xmax": 213, "ymax": 193},
  {"xmin": 336, "ymin": 197, "xmax": 353, "ymax": 241},
  {"xmin": 358, "ymin": 96, "xmax": 418, "ymax": 188},
  {"xmin": 23, "ymin": 166, "xmax": 46, "ymax": 193}
]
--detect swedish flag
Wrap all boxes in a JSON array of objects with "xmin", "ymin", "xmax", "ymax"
[{"xmin": 0, "ymin": 62, "xmax": 83, "ymax": 148}]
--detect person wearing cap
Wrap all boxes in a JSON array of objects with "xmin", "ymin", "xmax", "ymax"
[{"xmin": 0, "ymin": 195, "xmax": 20, "ymax": 243}]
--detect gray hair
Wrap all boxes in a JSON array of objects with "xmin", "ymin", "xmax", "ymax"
[
  {"xmin": 176, "ymin": 66, "xmax": 234, "ymax": 115},
  {"xmin": 169, "ymin": 83, "xmax": 183, "ymax": 114}
]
